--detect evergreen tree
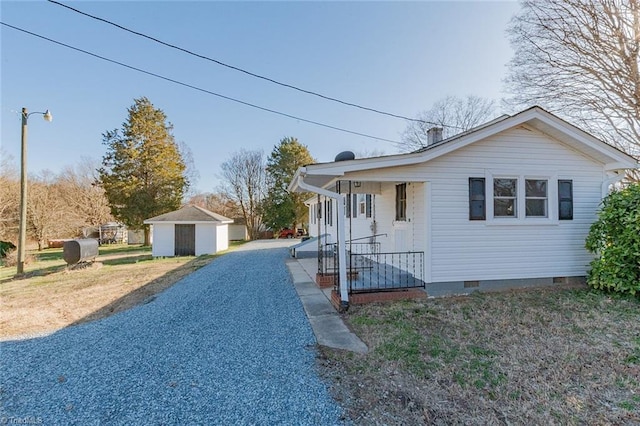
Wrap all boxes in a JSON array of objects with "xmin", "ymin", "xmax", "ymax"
[
  {"xmin": 263, "ymin": 137, "xmax": 314, "ymax": 233},
  {"xmin": 99, "ymin": 97, "xmax": 188, "ymax": 244}
]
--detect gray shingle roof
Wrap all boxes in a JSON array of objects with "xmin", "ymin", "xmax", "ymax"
[{"xmin": 144, "ymin": 205, "xmax": 234, "ymax": 223}]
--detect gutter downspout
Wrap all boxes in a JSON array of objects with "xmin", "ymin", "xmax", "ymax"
[
  {"xmin": 295, "ymin": 169, "xmax": 349, "ymax": 309},
  {"xmin": 601, "ymin": 171, "xmax": 624, "ymax": 197}
]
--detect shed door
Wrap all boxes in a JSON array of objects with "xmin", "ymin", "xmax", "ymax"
[{"xmin": 175, "ymin": 224, "xmax": 195, "ymax": 256}]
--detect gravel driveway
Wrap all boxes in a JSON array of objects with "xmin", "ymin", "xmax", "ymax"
[{"xmin": 0, "ymin": 240, "xmax": 345, "ymax": 425}]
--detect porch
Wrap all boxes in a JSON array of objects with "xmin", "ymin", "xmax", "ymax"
[
  {"xmin": 294, "ymin": 174, "xmax": 429, "ymax": 306},
  {"xmin": 316, "ymin": 241, "xmax": 426, "ymax": 303}
]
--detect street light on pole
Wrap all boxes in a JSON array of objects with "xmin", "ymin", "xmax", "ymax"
[{"xmin": 17, "ymin": 107, "xmax": 52, "ymax": 275}]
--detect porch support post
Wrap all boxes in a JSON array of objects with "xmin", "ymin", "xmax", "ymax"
[
  {"xmin": 293, "ymin": 170, "xmax": 349, "ymax": 307},
  {"xmin": 335, "ymin": 195, "xmax": 348, "ymax": 306}
]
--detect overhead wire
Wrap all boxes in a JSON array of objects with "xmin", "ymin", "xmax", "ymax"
[
  {"xmin": 46, "ymin": 0, "xmax": 462, "ymax": 130},
  {"xmin": 1, "ymin": 21, "xmax": 404, "ymax": 145}
]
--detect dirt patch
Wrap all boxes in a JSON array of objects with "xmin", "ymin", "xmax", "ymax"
[
  {"xmin": 320, "ymin": 287, "xmax": 640, "ymax": 425},
  {"xmin": 0, "ymin": 247, "xmax": 221, "ymax": 340}
]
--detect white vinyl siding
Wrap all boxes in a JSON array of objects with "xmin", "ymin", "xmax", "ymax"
[
  {"xmin": 372, "ymin": 182, "xmax": 425, "ymax": 254},
  {"xmin": 344, "ymin": 126, "xmax": 604, "ymax": 282}
]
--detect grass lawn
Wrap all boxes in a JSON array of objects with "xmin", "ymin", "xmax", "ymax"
[
  {"xmin": 0, "ymin": 242, "xmax": 245, "ymax": 340},
  {"xmin": 321, "ymin": 288, "xmax": 640, "ymax": 425}
]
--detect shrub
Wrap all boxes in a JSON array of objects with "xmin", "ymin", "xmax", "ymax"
[
  {"xmin": 585, "ymin": 182, "xmax": 640, "ymax": 295},
  {"xmin": 0, "ymin": 241, "xmax": 16, "ymax": 257}
]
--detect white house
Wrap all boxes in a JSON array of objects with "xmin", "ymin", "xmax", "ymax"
[
  {"xmin": 144, "ymin": 205, "xmax": 233, "ymax": 257},
  {"xmin": 306, "ymin": 191, "xmax": 375, "ymax": 243},
  {"xmin": 289, "ymin": 106, "xmax": 638, "ymax": 306}
]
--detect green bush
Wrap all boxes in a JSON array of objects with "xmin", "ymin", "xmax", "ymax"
[
  {"xmin": 0, "ymin": 241, "xmax": 16, "ymax": 258},
  {"xmin": 585, "ymin": 182, "xmax": 640, "ymax": 295}
]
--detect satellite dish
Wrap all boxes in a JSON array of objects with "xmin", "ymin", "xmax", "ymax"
[{"xmin": 335, "ymin": 151, "xmax": 355, "ymax": 162}]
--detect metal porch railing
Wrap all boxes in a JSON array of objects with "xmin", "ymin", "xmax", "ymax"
[
  {"xmin": 347, "ymin": 251, "xmax": 425, "ymax": 294},
  {"xmin": 318, "ymin": 240, "xmax": 424, "ymax": 294}
]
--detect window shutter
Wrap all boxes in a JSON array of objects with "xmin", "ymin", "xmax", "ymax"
[
  {"xmin": 558, "ymin": 180, "xmax": 573, "ymax": 220},
  {"xmin": 469, "ymin": 178, "xmax": 486, "ymax": 220},
  {"xmin": 352, "ymin": 193, "xmax": 358, "ymax": 218},
  {"xmin": 366, "ymin": 194, "xmax": 372, "ymax": 218}
]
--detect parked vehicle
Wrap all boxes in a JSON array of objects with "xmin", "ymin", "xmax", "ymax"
[{"xmin": 278, "ymin": 228, "xmax": 296, "ymax": 239}]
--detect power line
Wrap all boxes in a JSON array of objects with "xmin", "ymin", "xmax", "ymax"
[
  {"xmin": 46, "ymin": 0, "xmax": 459, "ymax": 129},
  {"xmin": 1, "ymin": 21, "xmax": 404, "ymax": 145}
]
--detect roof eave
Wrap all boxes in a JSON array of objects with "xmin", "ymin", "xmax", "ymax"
[{"xmin": 291, "ymin": 106, "xmax": 638, "ymax": 184}]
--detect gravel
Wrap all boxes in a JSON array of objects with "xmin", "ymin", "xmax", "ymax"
[{"xmin": 0, "ymin": 241, "xmax": 346, "ymax": 425}]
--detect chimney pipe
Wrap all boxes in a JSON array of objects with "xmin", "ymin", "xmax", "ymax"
[{"xmin": 427, "ymin": 127, "xmax": 443, "ymax": 146}]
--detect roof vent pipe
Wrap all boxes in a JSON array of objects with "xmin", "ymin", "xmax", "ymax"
[{"xmin": 427, "ymin": 127, "xmax": 443, "ymax": 146}]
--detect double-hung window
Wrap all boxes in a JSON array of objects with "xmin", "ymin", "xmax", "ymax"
[
  {"xmin": 493, "ymin": 178, "xmax": 517, "ymax": 217},
  {"xmin": 525, "ymin": 179, "xmax": 548, "ymax": 217},
  {"xmin": 358, "ymin": 194, "xmax": 366, "ymax": 216},
  {"xmin": 469, "ymin": 175, "xmax": 573, "ymax": 222}
]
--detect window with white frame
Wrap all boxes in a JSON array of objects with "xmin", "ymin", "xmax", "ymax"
[
  {"xmin": 525, "ymin": 179, "xmax": 548, "ymax": 217},
  {"xmin": 470, "ymin": 176, "xmax": 572, "ymax": 222},
  {"xmin": 493, "ymin": 178, "xmax": 517, "ymax": 217}
]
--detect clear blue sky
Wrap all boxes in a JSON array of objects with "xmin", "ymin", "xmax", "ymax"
[{"xmin": 1, "ymin": 1, "xmax": 519, "ymax": 193}]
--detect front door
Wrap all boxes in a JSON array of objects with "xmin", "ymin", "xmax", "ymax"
[
  {"xmin": 393, "ymin": 182, "xmax": 412, "ymax": 252},
  {"xmin": 174, "ymin": 224, "xmax": 195, "ymax": 256}
]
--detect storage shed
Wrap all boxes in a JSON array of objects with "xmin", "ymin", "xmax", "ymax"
[{"xmin": 144, "ymin": 205, "xmax": 233, "ymax": 257}]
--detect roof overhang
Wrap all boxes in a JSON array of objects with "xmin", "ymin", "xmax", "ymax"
[
  {"xmin": 289, "ymin": 106, "xmax": 639, "ymax": 193},
  {"xmin": 143, "ymin": 219, "xmax": 234, "ymax": 225}
]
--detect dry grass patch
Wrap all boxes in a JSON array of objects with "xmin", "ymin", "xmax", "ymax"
[
  {"xmin": 320, "ymin": 288, "xmax": 640, "ymax": 425},
  {"xmin": 0, "ymin": 243, "xmax": 243, "ymax": 340}
]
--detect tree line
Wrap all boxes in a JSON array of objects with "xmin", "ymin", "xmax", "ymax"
[{"xmin": 0, "ymin": 154, "xmax": 113, "ymax": 251}]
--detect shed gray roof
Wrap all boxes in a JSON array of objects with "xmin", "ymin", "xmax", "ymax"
[{"xmin": 144, "ymin": 205, "xmax": 234, "ymax": 224}]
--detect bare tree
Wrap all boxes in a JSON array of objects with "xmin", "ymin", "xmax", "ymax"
[
  {"xmin": 505, "ymin": 0, "xmax": 640, "ymax": 176},
  {"xmin": 186, "ymin": 192, "xmax": 242, "ymax": 219},
  {"xmin": 355, "ymin": 149, "xmax": 386, "ymax": 159},
  {"xmin": 0, "ymin": 148, "xmax": 19, "ymax": 242},
  {"xmin": 220, "ymin": 150, "xmax": 266, "ymax": 240},
  {"xmin": 28, "ymin": 172, "xmax": 73, "ymax": 250},
  {"xmin": 57, "ymin": 157, "xmax": 113, "ymax": 228},
  {"xmin": 177, "ymin": 141, "xmax": 200, "ymax": 199},
  {"xmin": 401, "ymin": 95, "xmax": 497, "ymax": 152}
]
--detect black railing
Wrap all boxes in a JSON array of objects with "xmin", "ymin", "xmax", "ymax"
[
  {"xmin": 348, "ymin": 251, "xmax": 425, "ymax": 293},
  {"xmin": 318, "ymin": 242, "xmax": 381, "ymax": 275},
  {"xmin": 318, "ymin": 241, "xmax": 424, "ymax": 294}
]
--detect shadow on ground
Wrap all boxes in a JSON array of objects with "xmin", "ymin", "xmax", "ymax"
[{"xmin": 69, "ymin": 255, "xmax": 216, "ymax": 327}]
